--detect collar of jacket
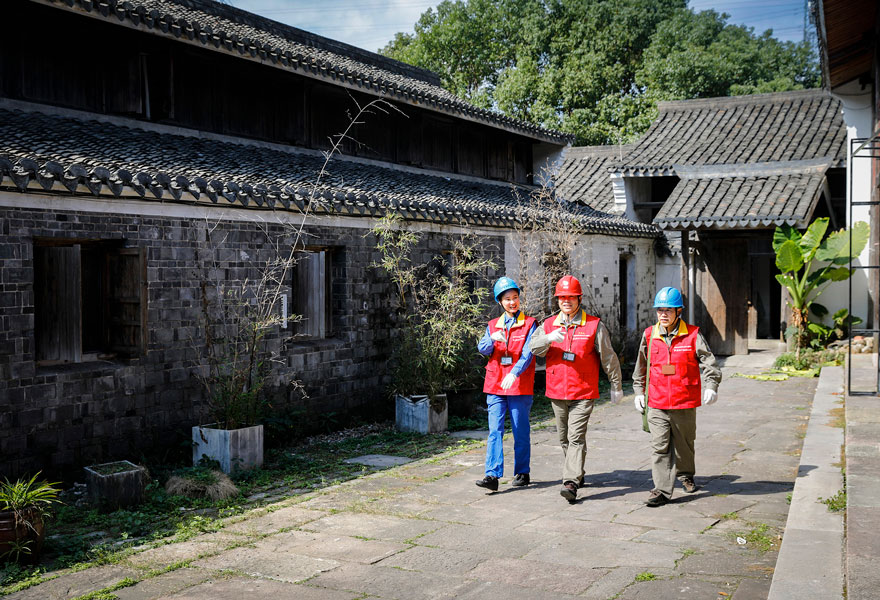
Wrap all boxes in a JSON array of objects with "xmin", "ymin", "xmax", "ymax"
[
  {"xmin": 553, "ymin": 309, "xmax": 588, "ymax": 327},
  {"xmin": 651, "ymin": 319, "xmax": 689, "ymax": 340},
  {"xmin": 495, "ymin": 310, "xmax": 526, "ymax": 330}
]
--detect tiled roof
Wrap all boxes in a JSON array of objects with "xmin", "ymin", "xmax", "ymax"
[
  {"xmin": 33, "ymin": 0, "xmax": 571, "ymax": 145},
  {"xmin": 0, "ymin": 106, "xmax": 656, "ymax": 237},
  {"xmin": 554, "ymin": 145, "xmax": 633, "ymax": 214},
  {"xmin": 654, "ymin": 159, "xmax": 832, "ymax": 229},
  {"xmin": 619, "ymin": 89, "xmax": 846, "ymax": 173}
]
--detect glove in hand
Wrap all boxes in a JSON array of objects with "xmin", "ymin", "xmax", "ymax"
[
  {"xmin": 702, "ymin": 389, "xmax": 717, "ymax": 405},
  {"xmin": 610, "ymin": 389, "xmax": 624, "ymax": 403},
  {"xmin": 547, "ymin": 328, "xmax": 566, "ymax": 344},
  {"xmin": 500, "ymin": 373, "xmax": 517, "ymax": 390},
  {"xmin": 490, "ymin": 330, "xmax": 506, "ymax": 343},
  {"xmin": 634, "ymin": 394, "xmax": 645, "ymax": 413}
]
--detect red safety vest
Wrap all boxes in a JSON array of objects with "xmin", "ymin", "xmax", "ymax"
[
  {"xmin": 543, "ymin": 310, "xmax": 601, "ymax": 401},
  {"xmin": 645, "ymin": 321, "xmax": 702, "ymax": 410},
  {"xmin": 483, "ymin": 312, "xmax": 536, "ymax": 395}
]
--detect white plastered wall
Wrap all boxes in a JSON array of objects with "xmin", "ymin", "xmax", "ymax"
[{"xmin": 815, "ymin": 81, "xmax": 873, "ymax": 327}]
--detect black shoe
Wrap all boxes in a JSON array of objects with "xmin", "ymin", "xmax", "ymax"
[
  {"xmin": 579, "ymin": 475, "xmax": 586, "ymax": 488},
  {"xmin": 646, "ymin": 490, "xmax": 669, "ymax": 507},
  {"xmin": 476, "ymin": 475, "xmax": 498, "ymax": 491},
  {"xmin": 560, "ymin": 482, "xmax": 578, "ymax": 503},
  {"xmin": 681, "ymin": 477, "xmax": 698, "ymax": 493},
  {"xmin": 511, "ymin": 473, "xmax": 530, "ymax": 487}
]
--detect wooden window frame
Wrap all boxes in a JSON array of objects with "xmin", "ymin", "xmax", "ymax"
[{"xmin": 33, "ymin": 239, "xmax": 147, "ymax": 366}]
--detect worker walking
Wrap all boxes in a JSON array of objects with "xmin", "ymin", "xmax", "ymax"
[
  {"xmin": 475, "ymin": 277, "xmax": 537, "ymax": 492},
  {"xmin": 530, "ymin": 275, "xmax": 623, "ymax": 503},
  {"xmin": 632, "ymin": 287, "xmax": 722, "ymax": 507}
]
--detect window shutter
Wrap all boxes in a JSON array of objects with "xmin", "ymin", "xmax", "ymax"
[
  {"xmin": 293, "ymin": 250, "xmax": 328, "ymax": 338},
  {"xmin": 105, "ymin": 247, "xmax": 147, "ymax": 357},
  {"xmin": 34, "ymin": 245, "xmax": 82, "ymax": 363}
]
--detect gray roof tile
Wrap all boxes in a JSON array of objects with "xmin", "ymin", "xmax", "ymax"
[{"xmin": 0, "ymin": 107, "xmax": 655, "ymax": 237}]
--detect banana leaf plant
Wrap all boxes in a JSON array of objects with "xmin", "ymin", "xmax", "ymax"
[{"xmin": 773, "ymin": 217, "xmax": 870, "ymax": 357}]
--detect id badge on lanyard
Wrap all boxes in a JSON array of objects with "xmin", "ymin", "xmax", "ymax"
[
  {"xmin": 560, "ymin": 324, "xmax": 575, "ymax": 361},
  {"xmin": 500, "ymin": 323, "xmax": 513, "ymax": 365}
]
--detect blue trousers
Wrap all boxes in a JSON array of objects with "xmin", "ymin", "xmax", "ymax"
[{"xmin": 484, "ymin": 394, "xmax": 533, "ymax": 478}]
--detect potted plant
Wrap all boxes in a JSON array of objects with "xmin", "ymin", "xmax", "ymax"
[
  {"xmin": 372, "ymin": 213, "xmax": 495, "ymax": 433},
  {"xmin": 84, "ymin": 460, "xmax": 149, "ymax": 511},
  {"xmin": 0, "ymin": 473, "xmax": 61, "ymax": 564},
  {"xmin": 191, "ymin": 261, "xmax": 278, "ymax": 474}
]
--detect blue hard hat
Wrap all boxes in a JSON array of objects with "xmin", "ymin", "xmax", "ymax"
[
  {"xmin": 653, "ymin": 287, "xmax": 684, "ymax": 308},
  {"xmin": 493, "ymin": 277, "xmax": 520, "ymax": 303}
]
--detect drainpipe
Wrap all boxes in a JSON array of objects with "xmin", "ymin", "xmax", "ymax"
[{"xmin": 688, "ymin": 244, "xmax": 696, "ymax": 324}]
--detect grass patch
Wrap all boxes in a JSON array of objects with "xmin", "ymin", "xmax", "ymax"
[
  {"xmin": 820, "ymin": 489, "xmax": 846, "ymax": 512},
  {"xmin": 735, "ymin": 522, "xmax": 778, "ymax": 552},
  {"xmin": 828, "ymin": 407, "xmax": 846, "ymax": 430},
  {"xmin": 635, "ymin": 571, "xmax": 657, "ymax": 582},
  {"xmin": 719, "ymin": 511, "xmax": 739, "ymax": 520}
]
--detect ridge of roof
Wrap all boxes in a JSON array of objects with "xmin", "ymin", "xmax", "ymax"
[{"xmin": 31, "ymin": 0, "xmax": 572, "ymax": 145}]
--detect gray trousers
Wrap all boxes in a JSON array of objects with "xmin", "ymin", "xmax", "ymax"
[
  {"xmin": 647, "ymin": 407, "xmax": 696, "ymax": 497},
  {"xmin": 550, "ymin": 398, "xmax": 594, "ymax": 485}
]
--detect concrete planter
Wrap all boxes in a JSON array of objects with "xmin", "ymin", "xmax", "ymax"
[
  {"xmin": 84, "ymin": 460, "xmax": 148, "ymax": 511},
  {"xmin": 395, "ymin": 394, "xmax": 448, "ymax": 433},
  {"xmin": 192, "ymin": 424, "xmax": 263, "ymax": 474}
]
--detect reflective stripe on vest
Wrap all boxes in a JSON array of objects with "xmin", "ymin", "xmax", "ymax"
[
  {"xmin": 645, "ymin": 322, "xmax": 702, "ymax": 410},
  {"xmin": 483, "ymin": 314, "xmax": 536, "ymax": 395},
  {"xmin": 543, "ymin": 312, "xmax": 600, "ymax": 400}
]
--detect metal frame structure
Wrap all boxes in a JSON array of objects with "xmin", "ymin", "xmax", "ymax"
[{"xmin": 848, "ymin": 135, "xmax": 880, "ymax": 395}]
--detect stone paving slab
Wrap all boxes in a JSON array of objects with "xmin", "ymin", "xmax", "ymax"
[
  {"xmin": 7, "ymin": 565, "xmax": 139, "ymax": 600},
  {"xmin": 306, "ymin": 562, "xmax": 474, "ymax": 600},
  {"xmin": 374, "ymin": 545, "xmax": 485, "ymax": 575},
  {"xmin": 163, "ymin": 577, "xmax": 360, "ymax": 599},
  {"xmin": 465, "ymin": 556, "xmax": 608, "ymax": 594},
  {"xmin": 618, "ymin": 576, "xmax": 734, "ymax": 599},
  {"xmin": 518, "ymin": 514, "xmax": 648, "ymax": 539},
  {"xmin": 192, "ymin": 537, "xmax": 341, "ymax": 583},
  {"xmin": 222, "ymin": 504, "xmax": 326, "ymax": 535},
  {"xmin": 113, "ymin": 568, "xmax": 212, "ymax": 600},
  {"xmin": 300, "ymin": 512, "xmax": 441, "ymax": 542},
  {"xmin": 343, "ymin": 454, "xmax": 413, "ymax": 467},
  {"xmin": 415, "ymin": 522, "xmax": 551, "ymax": 558},
  {"xmin": 523, "ymin": 536, "xmax": 683, "ymax": 569},
  {"xmin": 123, "ymin": 532, "xmax": 244, "ymax": 568}
]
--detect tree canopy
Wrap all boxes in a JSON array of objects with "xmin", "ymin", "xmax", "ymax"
[{"xmin": 381, "ymin": 0, "xmax": 820, "ymax": 145}]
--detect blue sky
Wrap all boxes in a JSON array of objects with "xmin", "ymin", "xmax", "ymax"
[{"xmin": 226, "ymin": 0, "xmax": 809, "ymax": 53}]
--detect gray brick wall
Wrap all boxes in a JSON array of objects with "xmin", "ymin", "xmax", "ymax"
[{"xmin": 0, "ymin": 207, "xmax": 504, "ymax": 478}]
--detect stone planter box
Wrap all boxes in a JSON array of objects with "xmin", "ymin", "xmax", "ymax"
[
  {"xmin": 192, "ymin": 424, "xmax": 263, "ymax": 474},
  {"xmin": 395, "ymin": 393, "xmax": 448, "ymax": 433},
  {"xmin": 84, "ymin": 460, "xmax": 148, "ymax": 511}
]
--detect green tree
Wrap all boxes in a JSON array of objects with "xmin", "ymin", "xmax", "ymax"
[{"xmin": 382, "ymin": 0, "xmax": 820, "ymax": 145}]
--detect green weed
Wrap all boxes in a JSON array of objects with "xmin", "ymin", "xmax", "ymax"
[
  {"xmin": 820, "ymin": 489, "xmax": 846, "ymax": 512},
  {"xmin": 635, "ymin": 571, "xmax": 657, "ymax": 582}
]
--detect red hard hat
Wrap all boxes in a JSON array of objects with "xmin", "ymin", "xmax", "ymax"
[{"xmin": 554, "ymin": 275, "xmax": 583, "ymax": 297}]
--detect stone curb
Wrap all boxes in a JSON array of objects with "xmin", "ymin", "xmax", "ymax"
[{"xmin": 767, "ymin": 365, "xmax": 845, "ymax": 600}]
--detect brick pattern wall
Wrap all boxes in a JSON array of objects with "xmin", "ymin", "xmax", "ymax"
[{"xmin": 0, "ymin": 206, "xmax": 503, "ymax": 478}]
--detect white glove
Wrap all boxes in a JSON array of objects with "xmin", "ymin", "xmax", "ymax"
[
  {"xmin": 611, "ymin": 389, "xmax": 624, "ymax": 403},
  {"xmin": 702, "ymin": 389, "xmax": 717, "ymax": 406},
  {"xmin": 634, "ymin": 394, "xmax": 645, "ymax": 413},
  {"xmin": 490, "ymin": 330, "xmax": 506, "ymax": 343},
  {"xmin": 547, "ymin": 328, "xmax": 566, "ymax": 343},
  {"xmin": 500, "ymin": 373, "xmax": 517, "ymax": 390}
]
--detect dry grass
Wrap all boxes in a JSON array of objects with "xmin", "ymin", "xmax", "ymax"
[{"xmin": 165, "ymin": 470, "xmax": 239, "ymax": 501}]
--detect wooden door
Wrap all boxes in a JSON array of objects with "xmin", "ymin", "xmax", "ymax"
[{"xmin": 694, "ymin": 237, "xmax": 749, "ymax": 355}]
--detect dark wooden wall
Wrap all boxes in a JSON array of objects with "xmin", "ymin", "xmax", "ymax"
[{"xmin": 0, "ymin": 2, "xmax": 533, "ymax": 184}]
